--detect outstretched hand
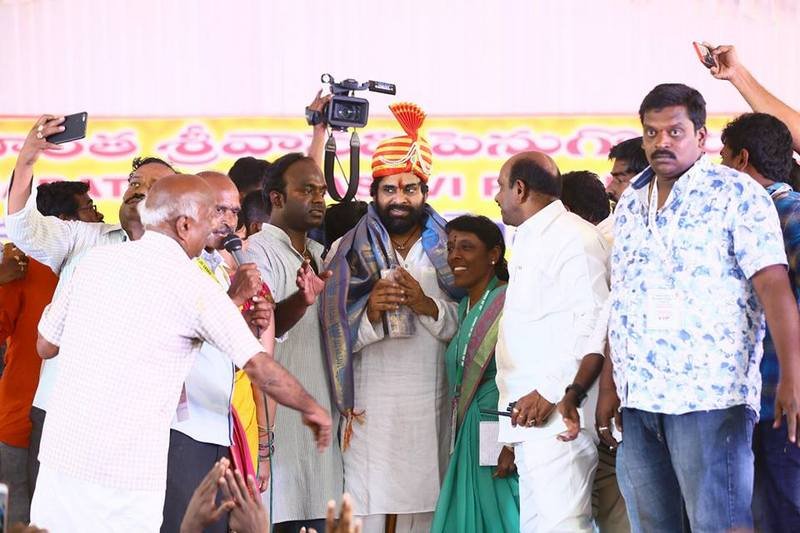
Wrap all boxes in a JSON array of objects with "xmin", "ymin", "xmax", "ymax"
[
  {"xmin": 179, "ymin": 458, "xmax": 235, "ymax": 533},
  {"xmin": 296, "ymin": 260, "xmax": 332, "ymax": 306}
]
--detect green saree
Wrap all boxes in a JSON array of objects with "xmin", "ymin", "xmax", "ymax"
[{"xmin": 431, "ymin": 282, "xmax": 519, "ymax": 533}]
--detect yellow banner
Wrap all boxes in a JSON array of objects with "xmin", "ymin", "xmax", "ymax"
[{"xmin": 0, "ymin": 115, "xmax": 732, "ymax": 238}]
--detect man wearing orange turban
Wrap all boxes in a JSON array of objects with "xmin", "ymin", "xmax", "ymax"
[{"xmin": 320, "ymin": 103, "xmax": 463, "ymax": 533}]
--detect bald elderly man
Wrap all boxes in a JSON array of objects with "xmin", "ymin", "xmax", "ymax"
[
  {"xmin": 30, "ymin": 175, "xmax": 331, "ymax": 532},
  {"xmin": 159, "ymin": 171, "xmax": 268, "ymax": 532},
  {"xmin": 493, "ymin": 152, "xmax": 610, "ymax": 532}
]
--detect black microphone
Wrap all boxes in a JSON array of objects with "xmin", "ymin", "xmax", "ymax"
[{"xmin": 222, "ymin": 233, "xmax": 246, "ymax": 265}]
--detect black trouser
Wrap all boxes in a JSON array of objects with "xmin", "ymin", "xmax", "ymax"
[
  {"xmin": 161, "ymin": 429, "xmax": 230, "ymax": 533},
  {"xmin": 27, "ymin": 406, "xmax": 46, "ymax": 498}
]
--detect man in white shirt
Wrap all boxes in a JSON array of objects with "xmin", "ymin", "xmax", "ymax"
[
  {"xmin": 320, "ymin": 103, "xmax": 460, "ymax": 533},
  {"xmin": 159, "ymin": 171, "xmax": 265, "ymax": 533},
  {"xmin": 5, "ymin": 116, "xmax": 177, "ymax": 491},
  {"xmin": 29, "ymin": 174, "xmax": 331, "ymax": 532},
  {"xmin": 494, "ymin": 151, "xmax": 609, "ymax": 532}
]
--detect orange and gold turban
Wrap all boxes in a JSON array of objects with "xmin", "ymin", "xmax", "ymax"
[{"xmin": 371, "ymin": 102, "xmax": 433, "ymax": 183}]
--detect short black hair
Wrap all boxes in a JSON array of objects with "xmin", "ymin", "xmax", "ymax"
[
  {"xmin": 639, "ymin": 83, "xmax": 707, "ymax": 131},
  {"xmin": 721, "ymin": 113, "xmax": 794, "ymax": 183},
  {"xmin": 561, "ymin": 171, "xmax": 611, "ymax": 225},
  {"xmin": 229, "ymin": 156, "xmax": 271, "ymax": 194},
  {"xmin": 36, "ymin": 181, "xmax": 90, "ymax": 218},
  {"xmin": 369, "ymin": 176, "xmax": 430, "ymax": 197},
  {"xmin": 238, "ymin": 190, "xmax": 270, "ymax": 230},
  {"xmin": 324, "ymin": 200, "xmax": 368, "ymax": 247},
  {"xmin": 509, "ymin": 158, "xmax": 561, "ymax": 198},
  {"xmin": 791, "ymin": 160, "xmax": 800, "ymax": 191},
  {"xmin": 608, "ymin": 137, "xmax": 648, "ymax": 175},
  {"xmin": 132, "ymin": 156, "xmax": 175, "ymax": 172},
  {"xmin": 445, "ymin": 215, "xmax": 509, "ymax": 282},
  {"xmin": 262, "ymin": 152, "xmax": 316, "ymax": 215}
]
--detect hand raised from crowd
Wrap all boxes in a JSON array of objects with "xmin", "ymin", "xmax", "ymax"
[
  {"xmin": 708, "ymin": 44, "xmax": 745, "ymax": 82},
  {"xmin": 395, "ymin": 268, "xmax": 438, "ymax": 319},
  {"xmin": 17, "ymin": 115, "xmax": 65, "ymax": 169},
  {"xmin": 308, "ymin": 89, "xmax": 332, "ymax": 128},
  {"xmin": 220, "ymin": 468, "xmax": 269, "ymax": 533},
  {"xmin": 228, "ymin": 263, "xmax": 263, "ymax": 306},
  {"xmin": 180, "ymin": 458, "xmax": 235, "ymax": 533},
  {"xmin": 510, "ymin": 390, "xmax": 556, "ymax": 428},
  {"xmin": 296, "ymin": 260, "xmax": 331, "ymax": 306},
  {"xmin": 301, "ymin": 493, "xmax": 363, "ymax": 533},
  {"xmin": 0, "ymin": 243, "xmax": 28, "ymax": 285}
]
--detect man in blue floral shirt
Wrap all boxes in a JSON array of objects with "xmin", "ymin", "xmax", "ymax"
[
  {"xmin": 721, "ymin": 111, "xmax": 800, "ymax": 533},
  {"xmin": 598, "ymin": 83, "xmax": 800, "ymax": 533}
]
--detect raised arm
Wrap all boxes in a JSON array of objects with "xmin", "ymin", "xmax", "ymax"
[
  {"xmin": 8, "ymin": 116, "xmax": 64, "ymax": 214},
  {"xmin": 709, "ymin": 44, "xmax": 800, "ymax": 152},
  {"xmin": 307, "ymin": 90, "xmax": 332, "ymax": 169}
]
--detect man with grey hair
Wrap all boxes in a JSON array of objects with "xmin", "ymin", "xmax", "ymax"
[{"xmin": 29, "ymin": 175, "xmax": 332, "ymax": 532}]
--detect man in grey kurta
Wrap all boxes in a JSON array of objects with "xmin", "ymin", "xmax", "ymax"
[{"xmin": 245, "ymin": 153, "xmax": 343, "ymax": 532}]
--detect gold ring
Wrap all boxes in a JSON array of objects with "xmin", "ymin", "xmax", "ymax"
[
  {"xmin": 526, "ymin": 419, "xmax": 536, "ymax": 427},
  {"xmin": 36, "ymin": 132, "xmax": 44, "ymax": 140}
]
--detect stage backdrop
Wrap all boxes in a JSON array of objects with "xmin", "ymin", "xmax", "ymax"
[{"xmin": 0, "ymin": 114, "xmax": 733, "ymax": 240}]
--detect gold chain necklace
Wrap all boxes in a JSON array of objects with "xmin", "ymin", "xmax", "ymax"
[{"xmin": 391, "ymin": 228, "xmax": 420, "ymax": 252}]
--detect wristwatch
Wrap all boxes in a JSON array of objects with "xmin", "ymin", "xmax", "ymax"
[{"xmin": 565, "ymin": 383, "xmax": 588, "ymax": 406}]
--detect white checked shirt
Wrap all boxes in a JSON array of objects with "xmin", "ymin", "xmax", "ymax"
[
  {"xmin": 5, "ymin": 188, "xmax": 127, "ymax": 411},
  {"xmin": 37, "ymin": 231, "xmax": 264, "ymax": 491},
  {"xmin": 496, "ymin": 200, "xmax": 610, "ymax": 443}
]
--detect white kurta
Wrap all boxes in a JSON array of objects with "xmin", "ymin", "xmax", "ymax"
[{"xmin": 344, "ymin": 240, "xmax": 459, "ymax": 516}]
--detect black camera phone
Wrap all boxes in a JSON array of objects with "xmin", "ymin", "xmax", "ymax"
[{"xmin": 46, "ymin": 111, "xmax": 88, "ymax": 144}]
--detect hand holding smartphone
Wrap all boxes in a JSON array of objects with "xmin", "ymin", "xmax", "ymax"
[
  {"xmin": 46, "ymin": 111, "xmax": 88, "ymax": 144},
  {"xmin": 693, "ymin": 42, "xmax": 717, "ymax": 69}
]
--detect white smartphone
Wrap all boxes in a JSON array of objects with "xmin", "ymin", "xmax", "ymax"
[{"xmin": 0, "ymin": 482, "xmax": 8, "ymax": 533}]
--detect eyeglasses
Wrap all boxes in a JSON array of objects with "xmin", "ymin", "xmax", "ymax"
[{"xmin": 77, "ymin": 202, "xmax": 99, "ymax": 213}]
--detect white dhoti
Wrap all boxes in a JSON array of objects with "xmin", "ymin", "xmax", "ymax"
[
  {"xmin": 515, "ymin": 430, "xmax": 598, "ymax": 532},
  {"xmin": 30, "ymin": 464, "xmax": 165, "ymax": 533}
]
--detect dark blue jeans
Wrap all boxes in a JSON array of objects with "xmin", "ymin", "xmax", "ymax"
[
  {"xmin": 752, "ymin": 419, "xmax": 800, "ymax": 533},
  {"xmin": 616, "ymin": 406, "xmax": 756, "ymax": 533}
]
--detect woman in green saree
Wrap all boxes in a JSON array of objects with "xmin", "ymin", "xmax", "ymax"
[{"xmin": 432, "ymin": 215, "xmax": 519, "ymax": 533}]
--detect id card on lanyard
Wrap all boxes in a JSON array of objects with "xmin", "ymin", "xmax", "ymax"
[{"xmin": 644, "ymin": 176, "xmax": 692, "ymax": 331}]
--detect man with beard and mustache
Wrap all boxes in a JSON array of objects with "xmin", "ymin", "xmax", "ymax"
[
  {"xmin": 597, "ymin": 137, "xmax": 648, "ymax": 242},
  {"xmin": 5, "ymin": 115, "xmax": 176, "ymax": 492},
  {"xmin": 159, "ymin": 171, "xmax": 268, "ymax": 533},
  {"xmin": 320, "ymin": 102, "xmax": 461, "ymax": 533},
  {"xmin": 245, "ymin": 152, "xmax": 342, "ymax": 533},
  {"xmin": 598, "ymin": 83, "xmax": 800, "ymax": 532}
]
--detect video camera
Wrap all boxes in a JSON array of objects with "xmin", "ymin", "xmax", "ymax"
[
  {"xmin": 306, "ymin": 74, "xmax": 396, "ymax": 131},
  {"xmin": 308, "ymin": 74, "xmax": 397, "ymax": 203}
]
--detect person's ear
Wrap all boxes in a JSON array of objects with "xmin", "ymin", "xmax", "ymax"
[
  {"xmin": 270, "ymin": 191, "xmax": 284, "ymax": 210},
  {"xmin": 489, "ymin": 246, "xmax": 501, "ymax": 267},
  {"xmin": 697, "ymin": 125, "xmax": 708, "ymax": 149},
  {"xmin": 736, "ymin": 148, "xmax": 750, "ymax": 171},
  {"xmin": 175, "ymin": 215, "xmax": 192, "ymax": 242}
]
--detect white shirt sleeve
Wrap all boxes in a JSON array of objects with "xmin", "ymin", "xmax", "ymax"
[
  {"xmin": 37, "ymin": 264, "xmax": 79, "ymax": 347},
  {"xmin": 5, "ymin": 187, "xmax": 74, "ymax": 274},
  {"xmin": 418, "ymin": 297, "xmax": 459, "ymax": 342}
]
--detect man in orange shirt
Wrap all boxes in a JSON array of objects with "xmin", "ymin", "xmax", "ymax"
[{"xmin": 0, "ymin": 180, "xmax": 103, "ymax": 524}]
